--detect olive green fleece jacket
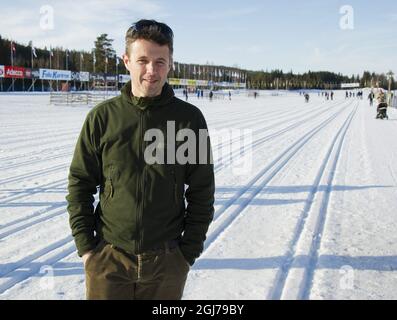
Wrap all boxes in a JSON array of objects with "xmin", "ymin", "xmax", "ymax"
[{"xmin": 66, "ymin": 81, "xmax": 215, "ymax": 266}]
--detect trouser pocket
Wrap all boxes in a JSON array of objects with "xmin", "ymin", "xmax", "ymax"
[{"xmin": 84, "ymin": 239, "xmax": 107, "ymax": 269}]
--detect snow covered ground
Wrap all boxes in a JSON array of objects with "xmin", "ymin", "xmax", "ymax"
[{"xmin": 0, "ymin": 90, "xmax": 396, "ymax": 300}]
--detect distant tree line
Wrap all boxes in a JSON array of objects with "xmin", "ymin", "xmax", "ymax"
[
  {"xmin": 246, "ymin": 69, "xmax": 395, "ymax": 90},
  {"xmin": 0, "ymin": 34, "xmax": 394, "ymax": 90}
]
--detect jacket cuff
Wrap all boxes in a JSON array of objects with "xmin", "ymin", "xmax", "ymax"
[
  {"xmin": 74, "ymin": 234, "xmax": 97, "ymax": 257},
  {"xmin": 179, "ymin": 244, "xmax": 197, "ymax": 266}
]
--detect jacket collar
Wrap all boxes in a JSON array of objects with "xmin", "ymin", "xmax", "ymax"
[{"xmin": 120, "ymin": 80, "xmax": 175, "ymax": 110}]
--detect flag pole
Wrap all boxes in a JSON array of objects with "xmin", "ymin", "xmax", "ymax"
[
  {"xmin": 65, "ymin": 50, "xmax": 69, "ymax": 91},
  {"xmin": 49, "ymin": 47, "xmax": 53, "ymax": 91},
  {"xmin": 116, "ymin": 55, "xmax": 119, "ymax": 90},
  {"xmin": 30, "ymin": 41, "xmax": 35, "ymax": 91},
  {"xmin": 10, "ymin": 41, "xmax": 14, "ymax": 91}
]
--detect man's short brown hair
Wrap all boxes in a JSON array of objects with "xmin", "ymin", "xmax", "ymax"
[{"xmin": 125, "ymin": 19, "xmax": 174, "ymax": 57}]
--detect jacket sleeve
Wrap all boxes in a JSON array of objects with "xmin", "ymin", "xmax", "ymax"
[
  {"xmin": 180, "ymin": 111, "xmax": 215, "ymax": 266},
  {"xmin": 66, "ymin": 111, "xmax": 102, "ymax": 257}
]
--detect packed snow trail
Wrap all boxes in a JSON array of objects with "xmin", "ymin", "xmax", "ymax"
[{"xmin": 0, "ymin": 91, "xmax": 396, "ymax": 299}]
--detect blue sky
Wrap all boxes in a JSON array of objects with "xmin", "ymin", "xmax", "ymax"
[{"xmin": 1, "ymin": 0, "xmax": 397, "ymax": 76}]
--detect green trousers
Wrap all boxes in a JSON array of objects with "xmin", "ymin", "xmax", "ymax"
[{"xmin": 84, "ymin": 240, "xmax": 190, "ymax": 300}]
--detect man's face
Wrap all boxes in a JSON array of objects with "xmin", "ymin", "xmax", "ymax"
[{"xmin": 123, "ymin": 39, "xmax": 171, "ymax": 98}]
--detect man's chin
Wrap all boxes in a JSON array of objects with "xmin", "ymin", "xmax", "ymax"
[{"xmin": 143, "ymin": 85, "xmax": 162, "ymax": 97}]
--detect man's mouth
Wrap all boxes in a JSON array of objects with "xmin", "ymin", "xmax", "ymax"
[{"xmin": 144, "ymin": 79, "xmax": 158, "ymax": 84}]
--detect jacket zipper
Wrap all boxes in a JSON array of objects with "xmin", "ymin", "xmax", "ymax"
[
  {"xmin": 136, "ymin": 111, "xmax": 145, "ymax": 253},
  {"xmin": 172, "ymin": 169, "xmax": 178, "ymax": 209}
]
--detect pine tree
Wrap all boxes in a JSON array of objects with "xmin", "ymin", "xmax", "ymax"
[{"xmin": 93, "ymin": 34, "xmax": 116, "ymax": 74}]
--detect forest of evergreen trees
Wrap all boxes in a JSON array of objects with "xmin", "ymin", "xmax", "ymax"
[{"xmin": 0, "ymin": 34, "xmax": 395, "ymax": 90}]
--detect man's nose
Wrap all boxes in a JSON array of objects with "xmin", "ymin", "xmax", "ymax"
[{"xmin": 146, "ymin": 62, "xmax": 156, "ymax": 74}]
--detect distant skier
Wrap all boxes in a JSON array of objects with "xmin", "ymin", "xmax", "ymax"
[
  {"xmin": 368, "ymin": 92, "xmax": 374, "ymax": 106},
  {"xmin": 304, "ymin": 93, "xmax": 310, "ymax": 103},
  {"xmin": 228, "ymin": 91, "xmax": 231, "ymax": 100}
]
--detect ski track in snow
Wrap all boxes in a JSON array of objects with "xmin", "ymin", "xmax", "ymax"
[
  {"xmin": 269, "ymin": 102, "xmax": 358, "ymax": 299},
  {"xmin": 0, "ymin": 92, "xmax": 396, "ymax": 299}
]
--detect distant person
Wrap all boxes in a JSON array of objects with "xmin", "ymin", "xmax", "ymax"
[
  {"xmin": 345, "ymin": 91, "xmax": 348, "ymax": 99},
  {"xmin": 228, "ymin": 91, "xmax": 231, "ymax": 100},
  {"xmin": 368, "ymin": 92, "xmax": 374, "ymax": 106},
  {"xmin": 200, "ymin": 89, "xmax": 204, "ymax": 98},
  {"xmin": 253, "ymin": 91, "xmax": 258, "ymax": 99},
  {"xmin": 376, "ymin": 90, "xmax": 388, "ymax": 119},
  {"xmin": 209, "ymin": 90, "xmax": 214, "ymax": 101},
  {"xmin": 331, "ymin": 91, "xmax": 334, "ymax": 100},
  {"xmin": 304, "ymin": 93, "xmax": 310, "ymax": 103}
]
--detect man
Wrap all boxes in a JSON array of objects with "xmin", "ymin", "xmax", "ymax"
[{"xmin": 66, "ymin": 19, "xmax": 215, "ymax": 300}]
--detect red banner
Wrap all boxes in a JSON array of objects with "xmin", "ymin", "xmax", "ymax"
[
  {"xmin": 4, "ymin": 66, "xmax": 25, "ymax": 78},
  {"xmin": 24, "ymin": 68, "xmax": 32, "ymax": 79}
]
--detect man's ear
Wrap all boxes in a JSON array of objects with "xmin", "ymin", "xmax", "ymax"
[{"xmin": 122, "ymin": 53, "xmax": 130, "ymax": 69}]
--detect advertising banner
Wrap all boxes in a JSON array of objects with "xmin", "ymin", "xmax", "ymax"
[
  {"xmin": 118, "ymin": 74, "xmax": 131, "ymax": 83},
  {"xmin": 71, "ymin": 72, "xmax": 80, "ymax": 80},
  {"xmin": 91, "ymin": 73, "xmax": 105, "ymax": 81},
  {"xmin": 31, "ymin": 69, "xmax": 40, "ymax": 79},
  {"xmin": 79, "ymin": 71, "xmax": 90, "ymax": 82},
  {"xmin": 39, "ymin": 68, "xmax": 72, "ymax": 81},
  {"xmin": 341, "ymin": 83, "xmax": 360, "ymax": 88},
  {"xmin": 24, "ymin": 68, "xmax": 32, "ymax": 79},
  {"xmin": 4, "ymin": 66, "xmax": 25, "ymax": 78}
]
